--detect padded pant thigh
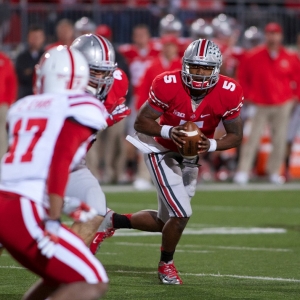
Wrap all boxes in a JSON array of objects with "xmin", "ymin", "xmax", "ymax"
[
  {"xmin": 65, "ymin": 168, "xmax": 106, "ymax": 216},
  {"xmin": 146, "ymin": 153, "xmax": 196, "ymax": 219}
]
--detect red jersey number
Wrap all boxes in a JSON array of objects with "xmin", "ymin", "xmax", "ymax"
[{"xmin": 5, "ymin": 118, "xmax": 48, "ymax": 164}]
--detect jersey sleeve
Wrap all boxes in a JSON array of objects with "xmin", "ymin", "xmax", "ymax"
[
  {"xmin": 105, "ymin": 68, "xmax": 129, "ymax": 113},
  {"xmin": 222, "ymin": 80, "xmax": 244, "ymax": 121},
  {"xmin": 47, "ymin": 119, "xmax": 94, "ymax": 197},
  {"xmin": 67, "ymin": 94, "xmax": 109, "ymax": 131},
  {"xmin": 147, "ymin": 72, "xmax": 177, "ymax": 113}
]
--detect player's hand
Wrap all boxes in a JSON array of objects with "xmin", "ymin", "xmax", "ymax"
[
  {"xmin": 198, "ymin": 133, "xmax": 210, "ymax": 153},
  {"xmin": 169, "ymin": 124, "xmax": 189, "ymax": 148},
  {"xmin": 63, "ymin": 196, "xmax": 98, "ymax": 222},
  {"xmin": 106, "ymin": 104, "xmax": 131, "ymax": 127},
  {"xmin": 37, "ymin": 219, "xmax": 60, "ymax": 259}
]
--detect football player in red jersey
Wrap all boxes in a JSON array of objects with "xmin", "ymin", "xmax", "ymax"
[
  {"xmin": 65, "ymin": 34, "xmax": 130, "ymax": 248},
  {"xmin": 98, "ymin": 39, "xmax": 244, "ymax": 284}
]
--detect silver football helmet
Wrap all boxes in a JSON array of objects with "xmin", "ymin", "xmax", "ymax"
[
  {"xmin": 242, "ymin": 26, "xmax": 264, "ymax": 49},
  {"xmin": 159, "ymin": 14, "xmax": 183, "ymax": 37},
  {"xmin": 71, "ymin": 33, "xmax": 117, "ymax": 100},
  {"xmin": 182, "ymin": 39, "xmax": 222, "ymax": 90},
  {"xmin": 212, "ymin": 13, "xmax": 237, "ymax": 38},
  {"xmin": 74, "ymin": 16, "xmax": 96, "ymax": 37},
  {"xmin": 190, "ymin": 18, "xmax": 215, "ymax": 40}
]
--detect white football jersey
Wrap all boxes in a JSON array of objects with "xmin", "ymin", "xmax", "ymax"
[{"xmin": 0, "ymin": 91, "xmax": 108, "ymax": 206}]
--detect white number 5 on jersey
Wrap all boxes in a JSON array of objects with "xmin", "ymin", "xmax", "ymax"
[
  {"xmin": 113, "ymin": 69, "xmax": 123, "ymax": 80},
  {"xmin": 164, "ymin": 75, "xmax": 177, "ymax": 83},
  {"xmin": 222, "ymin": 80, "xmax": 236, "ymax": 91}
]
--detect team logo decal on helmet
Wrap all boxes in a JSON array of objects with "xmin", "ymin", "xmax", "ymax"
[
  {"xmin": 71, "ymin": 34, "xmax": 117, "ymax": 100},
  {"xmin": 181, "ymin": 39, "xmax": 222, "ymax": 90}
]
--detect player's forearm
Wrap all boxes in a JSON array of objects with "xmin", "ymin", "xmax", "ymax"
[
  {"xmin": 134, "ymin": 102, "xmax": 163, "ymax": 137},
  {"xmin": 48, "ymin": 194, "xmax": 64, "ymax": 220},
  {"xmin": 215, "ymin": 133, "xmax": 242, "ymax": 151},
  {"xmin": 134, "ymin": 117, "xmax": 163, "ymax": 137},
  {"xmin": 217, "ymin": 116, "xmax": 243, "ymax": 150}
]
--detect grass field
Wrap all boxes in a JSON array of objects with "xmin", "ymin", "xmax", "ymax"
[{"xmin": 1, "ymin": 188, "xmax": 300, "ymax": 299}]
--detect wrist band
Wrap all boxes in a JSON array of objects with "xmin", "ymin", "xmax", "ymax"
[
  {"xmin": 208, "ymin": 139, "xmax": 217, "ymax": 152},
  {"xmin": 161, "ymin": 125, "xmax": 173, "ymax": 139}
]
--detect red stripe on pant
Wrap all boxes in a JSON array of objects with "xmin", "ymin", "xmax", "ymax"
[{"xmin": 149, "ymin": 153, "xmax": 183, "ymax": 217}]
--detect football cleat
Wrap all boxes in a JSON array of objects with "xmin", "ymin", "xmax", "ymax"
[
  {"xmin": 90, "ymin": 210, "xmax": 115, "ymax": 255},
  {"xmin": 158, "ymin": 261, "xmax": 183, "ymax": 285}
]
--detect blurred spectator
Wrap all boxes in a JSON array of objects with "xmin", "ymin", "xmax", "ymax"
[
  {"xmin": 190, "ymin": 18, "xmax": 215, "ymax": 41},
  {"xmin": 233, "ymin": 22, "xmax": 298, "ymax": 185},
  {"xmin": 15, "ymin": 24, "xmax": 45, "ymax": 99},
  {"xmin": 118, "ymin": 24, "xmax": 160, "ymax": 186},
  {"xmin": 158, "ymin": 14, "xmax": 191, "ymax": 56},
  {"xmin": 212, "ymin": 13, "xmax": 243, "ymax": 79},
  {"xmin": 74, "ymin": 16, "xmax": 96, "ymax": 37},
  {"xmin": 45, "ymin": 18, "xmax": 74, "ymax": 51},
  {"xmin": 0, "ymin": 51, "xmax": 17, "ymax": 160},
  {"xmin": 136, "ymin": 34, "xmax": 181, "ymax": 110}
]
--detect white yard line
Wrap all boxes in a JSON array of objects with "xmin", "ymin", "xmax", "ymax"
[
  {"xmin": 113, "ymin": 270, "xmax": 300, "ymax": 283},
  {"xmin": 102, "ymin": 183, "xmax": 300, "ymax": 193},
  {"xmin": 110, "ymin": 227, "xmax": 286, "ymax": 236},
  {"xmin": 113, "ymin": 242, "xmax": 291, "ymax": 252},
  {"xmin": 1, "ymin": 265, "xmax": 298, "ymax": 283}
]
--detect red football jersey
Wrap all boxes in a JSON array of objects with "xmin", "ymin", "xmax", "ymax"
[
  {"xmin": 0, "ymin": 52, "xmax": 17, "ymax": 105},
  {"xmin": 136, "ymin": 56, "xmax": 182, "ymax": 110},
  {"xmin": 104, "ymin": 68, "xmax": 129, "ymax": 114},
  {"xmin": 118, "ymin": 42, "xmax": 160, "ymax": 89},
  {"xmin": 148, "ymin": 70, "xmax": 243, "ymax": 152}
]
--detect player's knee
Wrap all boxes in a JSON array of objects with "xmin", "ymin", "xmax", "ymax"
[
  {"xmin": 185, "ymin": 179, "xmax": 197, "ymax": 198},
  {"xmin": 171, "ymin": 217, "xmax": 189, "ymax": 232},
  {"xmin": 181, "ymin": 204, "xmax": 192, "ymax": 218}
]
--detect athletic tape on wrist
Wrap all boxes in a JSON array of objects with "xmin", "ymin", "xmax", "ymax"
[
  {"xmin": 160, "ymin": 125, "xmax": 173, "ymax": 139},
  {"xmin": 208, "ymin": 139, "xmax": 217, "ymax": 152}
]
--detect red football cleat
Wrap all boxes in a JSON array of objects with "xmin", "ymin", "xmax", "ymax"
[
  {"xmin": 158, "ymin": 261, "xmax": 183, "ymax": 285},
  {"xmin": 90, "ymin": 210, "xmax": 115, "ymax": 255}
]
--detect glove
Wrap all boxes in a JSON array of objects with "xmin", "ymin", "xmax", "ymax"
[
  {"xmin": 37, "ymin": 219, "xmax": 60, "ymax": 259},
  {"xmin": 106, "ymin": 104, "xmax": 131, "ymax": 127},
  {"xmin": 63, "ymin": 196, "xmax": 98, "ymax": 222}
]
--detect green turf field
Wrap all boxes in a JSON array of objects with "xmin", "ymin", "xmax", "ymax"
[{"xmin": 1, "ymin": 189, "xmax": 300, "ymax": 300}]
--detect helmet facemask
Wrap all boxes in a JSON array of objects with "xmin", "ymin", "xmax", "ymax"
[
  {"xmin": 182, "ymin": 60, "xmax": 220, "ymax": 90},
  {"xmin": 87, "ymin": 64, "xmax": 115, "ymax": 100}
]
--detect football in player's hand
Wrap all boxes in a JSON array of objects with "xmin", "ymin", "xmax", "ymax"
[{"xmin": 178, "ymin": 121, "xmax": 202, "ymax": 159}]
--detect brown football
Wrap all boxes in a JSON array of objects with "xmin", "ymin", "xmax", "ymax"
[{"xmin": 177, "ymin": 121, "xmax": 202, "ymax": 159}]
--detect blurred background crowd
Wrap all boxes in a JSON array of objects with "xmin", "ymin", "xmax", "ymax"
[{"xmin": 1, "ymin": 0, "xmax": 300, "ymax": 189}]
